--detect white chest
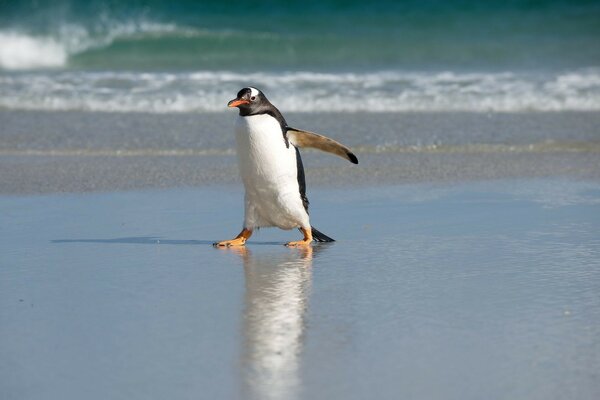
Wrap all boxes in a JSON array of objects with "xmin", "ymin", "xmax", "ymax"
[{"xmin": 234, "ymin": 114, "xmax": 298, "ymax": 189}]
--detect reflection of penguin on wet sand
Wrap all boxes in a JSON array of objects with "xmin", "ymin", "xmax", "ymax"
[
  {"xmin": 214, "ymin": 87, "xmax": 358, "ymax": 248},
  {"xmin": 232, "ymin": 247, "xmax": 315, "ymax": 400}
]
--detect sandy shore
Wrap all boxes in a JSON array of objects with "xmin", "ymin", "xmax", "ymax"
[
  {"xmin": 2, "ymin": 110, "xmax": 599, "ymax": 399},
  {"xmin": 1, "ymin": 110, "xmax": 599, "ymax": 194},
  {"xmin": 2, "ymin": 181, "xmax": 599, "ymax": 400}
]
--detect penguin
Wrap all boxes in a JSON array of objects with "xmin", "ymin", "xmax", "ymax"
[{"xmin": 214, "ymin": 87, "xmax": 358, "ymax": 247}]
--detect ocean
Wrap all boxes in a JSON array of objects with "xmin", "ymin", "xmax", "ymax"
[{"xmin": 1, "ymin": 0, "xmax": 600, "ymax": 112}]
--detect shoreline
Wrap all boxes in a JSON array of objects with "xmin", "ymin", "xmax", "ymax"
[
  {"xmin": 2, "ymin": 152, "xmax": 599, "ymax": 195},
  {"xmin": 1, "ymin": 110, "xmax": 599, "ymax": 195}
]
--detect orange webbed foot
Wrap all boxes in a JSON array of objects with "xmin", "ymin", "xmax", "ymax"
[
  {"xmin": 213, "ymin": 228, "xmax": 253, "ymax": 247},
  {"xmin": 285, "ymin": 227, "xmax": 312, "ymax": 247}
]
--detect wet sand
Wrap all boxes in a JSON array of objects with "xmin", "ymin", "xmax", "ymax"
[
  {"xmin": 1, "ymin": 111, "xmax": 599, "ymax": 194},
  {"xmin": 1, "ymin": 181, "xmax": 599, "ymax": 400},
  {"xmin": 1, "ymin": 110, "xmax": 599, "ymax": 399}
]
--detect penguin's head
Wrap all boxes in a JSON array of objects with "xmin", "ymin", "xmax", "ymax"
[{"xmin": 227, "ymin": 87, "xmax": 268, "ymax": 114}]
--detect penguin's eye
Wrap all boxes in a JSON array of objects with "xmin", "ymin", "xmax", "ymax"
[{"xmin": 250, "ymin": 96, "xmax": 256, "ymax": 101}]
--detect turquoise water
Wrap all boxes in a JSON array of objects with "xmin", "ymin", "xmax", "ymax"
[
  {"xmin": 1, "ymin": 1, "xmax": 600, "ymax": 112},
  {"xmin": 2, "ymin": 0, "xmax": 600, "ymax": 71}
]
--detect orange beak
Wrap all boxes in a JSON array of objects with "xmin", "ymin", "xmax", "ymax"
[{"xmin": 228, "ymin": 99, "xmax": 250, "ymax": 107}]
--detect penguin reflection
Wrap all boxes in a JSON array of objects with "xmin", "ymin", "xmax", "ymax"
[{"xmin": 234, "ymin": 246, "xmax": 315, "ymax": 400}]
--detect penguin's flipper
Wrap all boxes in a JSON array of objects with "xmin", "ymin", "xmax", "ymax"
[{"xmin": 286, "ymin": 127, "xmax": 358, "ymax": 164}]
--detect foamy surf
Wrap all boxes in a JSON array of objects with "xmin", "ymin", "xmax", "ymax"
[
  {"xmin": 1, "ymin": 69, "xmax": 599, "ymax": 112},
  {"xmin": 0, "ymin": 33, "xmax": 67, "ymax": 70}
]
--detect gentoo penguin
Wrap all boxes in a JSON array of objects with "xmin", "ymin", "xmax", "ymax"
[{"xmin": 214, "ymin": 87, "xmax": 358, "ymax": 247}]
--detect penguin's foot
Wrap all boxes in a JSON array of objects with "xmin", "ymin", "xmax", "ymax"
[
  {"xmin": 285, "ymin": 227, "xmax": 313, "ymax": 247},
  {"xmin": 215, "ymin": 237, "xmax": 246, "ymax": 247},
  {"xmin": 213, "ymin": 228, "xmax": 253, "ymax": 247},
  {"xmin": 285, "ymin": 239, "xmax": 312, "ymax": 247}
]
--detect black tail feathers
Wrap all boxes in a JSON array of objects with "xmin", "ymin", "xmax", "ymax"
[{"xmin": 310, "ymin": 226, "xmax": 335, "ymax": 243}]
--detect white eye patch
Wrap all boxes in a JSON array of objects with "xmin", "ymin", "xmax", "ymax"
[{"xmin": 248, "ymin": 87, "xmax": 260, "ymax": 98}]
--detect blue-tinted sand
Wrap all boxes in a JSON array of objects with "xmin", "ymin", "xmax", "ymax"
[{"xmin": 1, "ymin": 180, "xmax": 599, "ymax": 400}]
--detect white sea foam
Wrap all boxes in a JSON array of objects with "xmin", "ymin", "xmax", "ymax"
[
  {"xmin": 0, "ymin": 33, "xmax": 67, "ymax": 70},
  {"xmin": 1, "ymin": 69, "xmax": 599, "ymax": 112}
]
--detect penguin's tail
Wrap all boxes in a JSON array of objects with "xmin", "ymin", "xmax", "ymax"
[{"xmin": 310, "ymin": 226, "xmax": 335, "ymax": 243}]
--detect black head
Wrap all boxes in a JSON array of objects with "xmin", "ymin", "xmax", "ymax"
[{"xmin": 227, "ymin": 87, "xmax": 275, "ymax": 116}]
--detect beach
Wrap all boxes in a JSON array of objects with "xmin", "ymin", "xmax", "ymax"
[
  {"xmin": 2, "ymin": 0, "xmax": 600, "ymax": 398},
  {"xmin": 2, "ymin": 109, "xmax": 600, "ymax": 399}
]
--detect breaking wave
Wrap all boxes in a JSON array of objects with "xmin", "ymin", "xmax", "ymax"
[
  {"xmin": 0, "ymin": 22, "xmax": 196, "ymax": 70},
  {"xmin": 0, "ymin": 33, "xmax": 67, "ymax": 70}
]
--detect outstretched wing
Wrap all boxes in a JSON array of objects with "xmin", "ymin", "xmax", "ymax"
[{"xmin": 286, "ymin": 127, "xmax": 358, "ymax": 164}]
